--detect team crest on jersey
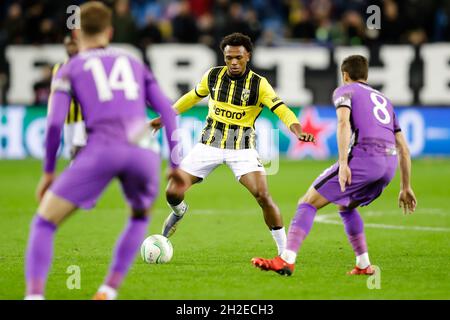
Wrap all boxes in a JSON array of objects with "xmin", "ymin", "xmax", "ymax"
[{"xmin": 241, "ymin": 89, "xmax": 250, "ymax": 102}]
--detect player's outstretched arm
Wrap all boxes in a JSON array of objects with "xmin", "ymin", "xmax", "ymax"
[
  {"xmin": 38, "ymin": 90, "xmax": 71, "ymax": 201},
  {"xmin": 146, "ymin": 78, "xmax": 181, "ymax": 168},
  {"xmin": 289, "ymin": 123, "xmax": 315, "ymax": 143},
  {"xmin": 336, "ymin": 106, "xmax": 352, "ymax": 192},
  {"xmin": 149, "ymin": 89, "xmax": 204, "ymax": 132},
  {"xmin": 395, "ymin": 131, "xmax": 417, "ymax": 214},
  {"xmin": 260, "ymin": 78, "xmax": 315, "ymax": 142}
]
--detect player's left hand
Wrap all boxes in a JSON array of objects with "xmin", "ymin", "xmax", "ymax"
[
  {"xmin": 398, "ymin": 188, "xmax": 417, "ymax": 215},
  {"xmin": 338, "ymin": 164, "xmax": 352, "ymax": 192},
  {"xmin": 298, "ymin": 132, "xmax": 315, "ymax": 143},
  {"xmin": 36, "ymin": 173, "xmax": 55, "ymax": 202},
  {"xmin": 148, "ymin": 117, "xmax": 163, "ymax": 133}
]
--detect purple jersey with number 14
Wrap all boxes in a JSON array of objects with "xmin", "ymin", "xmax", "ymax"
[
  {"xmin": 312, "ymin": 82, "xmax": 401, "ymax": 207},
  {"xmin": 45, "ymin": 47, "xmax": 177, "ymax": 210}
]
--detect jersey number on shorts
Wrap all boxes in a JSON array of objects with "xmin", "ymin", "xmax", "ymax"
[
  {"xmin": 370, "ymin": 92, "xmax": 391, "ymax": 125},
  {"xmin": 84, "ymin": 56, "xmax": 138, "ymax": 102}
]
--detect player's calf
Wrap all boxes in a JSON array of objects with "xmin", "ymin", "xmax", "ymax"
[{"xmin": 162, "ymin": 202, "xmax": 189, "ymax": 237}]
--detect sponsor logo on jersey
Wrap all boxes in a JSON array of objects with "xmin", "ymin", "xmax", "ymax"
[{"xmin": 214, "ymin": 106, "xmax": 246, "ymax": 120}]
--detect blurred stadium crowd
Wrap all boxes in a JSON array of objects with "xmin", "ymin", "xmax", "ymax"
[
  {"xmin": 0, "ymin": 0, "xmax": 449, "ymax": 105},
  {"xmin": 1, "ymin": 0, "xmax": 449, "ymax": 48}
]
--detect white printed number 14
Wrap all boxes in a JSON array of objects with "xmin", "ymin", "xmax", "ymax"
[
  {"xmin": 84, "ymin": 56, "xmax": 138, "ymax": 102},
  {"xmin": 370, "ymin": 92, "xmax": 391, "ymax": 124}
]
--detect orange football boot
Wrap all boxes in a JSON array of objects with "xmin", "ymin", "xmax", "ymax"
[
  {"xmin": 251, "ymin": 256, "xmax": 295, "ymax": 276},
  {"xmin": 92, "ymin": 292, "xmax": 108, "ymax": 300},
  {"xmin": 347, "ymin": 265, "xmax": 375, "ymax": 275}
]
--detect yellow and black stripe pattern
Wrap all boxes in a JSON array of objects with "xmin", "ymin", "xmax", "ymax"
[
  {"xmin": 51, "ymin": 63, "xmax": 83, "ymax": 124},
  {"xmin": 173, "ymin": 65, "xmax": 299, "ymax": 150},
  {"xmin": 197, "ymin": 66, "xmax": 282, "ymax": 149},
  {"xmin": 200, "ymin": 117, "xmax": 256, "ymax": 149}
]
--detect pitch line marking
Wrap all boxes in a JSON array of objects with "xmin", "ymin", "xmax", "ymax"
[{"xmin": 315, "ymin": 213, "xmax": 450, "ymax": 232}]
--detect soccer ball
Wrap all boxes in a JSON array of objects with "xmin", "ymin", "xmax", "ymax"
[{"xmin": 140, "ymin": 234, "xmax": 173, "ymax": 264}]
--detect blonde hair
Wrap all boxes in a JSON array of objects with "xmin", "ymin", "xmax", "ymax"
[{"xmin": 80, "ymin": 2, "xmax": 112, "ymax": 36}]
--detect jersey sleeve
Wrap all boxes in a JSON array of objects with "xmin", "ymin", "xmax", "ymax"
[
  {"xmin": 144, "ymin": 67, "xmax": 179, "ymax": 168},
  {"xmin": 333, "ymin": 85, "xmax": 353, "ymax": 109},
  {"xmin": 194, "ymin": 68, "xmax": 210, "ymax": 98},
  {"xmin": 258, "ymin": 77, "xmax": 283, "ymax": 111},
  {"xmin": 259, "ymin": 77, "xmax": 299, "ymax": 128},
  {"xmin": 44, "ymin": 63, "xmax": 72, "ymax": 173}
]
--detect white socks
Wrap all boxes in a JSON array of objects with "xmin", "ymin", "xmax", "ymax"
[
  {"xmin": 281, "ymin": 250, "xmax": 297, "ymax": 264},
  {"xmin": 169, "ymin": 201, "xmax": 188, "ymax": 217},
  {"xmin": 24, "ymin": 294, "xmax": 44, "ymax": 300},
  {"xmin": 97, "ymin": 285, "xmax": 118, "ymax": 300},
  {"xmin": 271, "ymin": 227, "xmax": 287, "ymax": 255},
  {"xmin": 356, "ymin": 252, "xmax": 371, "ymax": 269}
]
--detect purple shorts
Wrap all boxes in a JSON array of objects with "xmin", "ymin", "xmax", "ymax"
[
  {"xmin": 51, "ymin": 143, "xmax": 160, "ymax": 210},
  {"xmin": 313, "ymin": 155, "xmax": 397, "ymax": 207}
]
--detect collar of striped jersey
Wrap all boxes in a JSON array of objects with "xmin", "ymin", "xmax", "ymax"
[{"xmin": 226, "ymin": 67, "xmax": 250, "ymax": 81}]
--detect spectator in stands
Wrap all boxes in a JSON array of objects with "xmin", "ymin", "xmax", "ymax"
[
  {"xmin": 171, "ymin": 0, "xmax": 199, "ymax": 43},
  {"xmin": 379, "ymin": 0, "xmax": 406, "ymax": 44},
  {"xmin": 3, "ymin": 2, "xmax": 25, "ymax": 45},
  {"xmin": 112, "ymin": 0, "xmax": 138, "ymax": 44},
  {"xmin": 33, "ymin": 64, "xmax": 52, "ymax": 106},
  {"xmin": 138, "ymin": 15, "xmax": 163, "ymax": 49},
  {"xmin": 197, "ymin": 12, "xmax": 216, "ymax": 47},
  {"xmin": 288, "ymin": 6, "xmax": 316, "ymax": 41}
]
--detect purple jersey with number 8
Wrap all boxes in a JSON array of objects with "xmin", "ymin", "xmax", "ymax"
[
  {"xmin": 312, "ymin": 82, "xmax": 401, "ymax": 207},
  {"xmin": 332, "ymin": 82, "xmax": 401, "ymax": 155}
]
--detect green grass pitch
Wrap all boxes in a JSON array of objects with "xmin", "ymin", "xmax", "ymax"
[{"xmin": 0, "ymin": 159, "xmax": 449, "ymax": 299}]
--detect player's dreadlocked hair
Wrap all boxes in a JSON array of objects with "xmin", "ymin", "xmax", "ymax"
[
  {"xmin": 341, "ymin": 55, "xmax": 369, "ymax": 81},
  {"xmin": 220, "ymin": 33, "xmax": 253, "ymax": 53}
]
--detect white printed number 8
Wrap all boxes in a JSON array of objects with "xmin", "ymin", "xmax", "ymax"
[{"xmin": 370, "ymin": 92, "xmax": 391, "ymax": 124}]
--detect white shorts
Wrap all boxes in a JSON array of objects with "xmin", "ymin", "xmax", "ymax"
[
  {"xmin": 64, "ymin": 121, "xmax": 87, "ymax": 150},
  {"xmin": 180, "ymin": 143, "xmax": 265, "ymax": 180}
]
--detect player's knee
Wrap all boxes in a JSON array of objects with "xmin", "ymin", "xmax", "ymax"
[
  {"xmin": 297, "ymin": 187, "xmax": 328, "ymax": 209},
  {"xmin": 254, "ymin": 190, "xmax": 273, "ymax": 207},
  {"xmin": 38, "ymin": 212, "xmax": 60, "ymax": 226}
]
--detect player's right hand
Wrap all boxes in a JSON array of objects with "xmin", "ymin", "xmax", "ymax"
[
  {"xmin": 338, "ymin": 164, "xmax": 352, "ymax": 192},
  {"xmin": 149, "ymin": 117, "xmax": 163, "ymax": 133},
  {"xmin": 398, "ymin": 188, "xmax": 417, "ymax": 215},
  {"xmin": 36, "ymin": 173, "xmax": 55, "ymax": 202},
  {"xmin": 298, "ymin": 132, "xmax": 316, "ymax": 143}
]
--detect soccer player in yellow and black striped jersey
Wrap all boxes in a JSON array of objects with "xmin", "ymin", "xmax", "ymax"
[
  {"xmin": 151, "ymin": 33, "xmax": 315, "ymax": 255},
  {"xmin": 48, "ymin": 35, "xmax": 86, "ymax": 159}
]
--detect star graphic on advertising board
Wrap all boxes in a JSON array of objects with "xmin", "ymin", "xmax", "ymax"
[{"xmin": 282, "ymin": 107, "xmax": 336, "ymax": 159}]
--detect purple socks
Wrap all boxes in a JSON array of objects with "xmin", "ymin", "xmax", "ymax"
[
  {"xmin": 339, "ymin": 208, "xmax": 368, "ymax": 256},
  {"xmin": 105, "ymin": 216, "xmax": 150, "ymax": 289},
  {"xmin": 25, "ymin": 215, "xmax": 150, "ymax": 296},
  {"xmin": 286, "ymin": 203, "xmax": 317, "ymax": 253},
  {"xmin": 25, "ymin": 215, "xmax": 57, "ymax": 296}
]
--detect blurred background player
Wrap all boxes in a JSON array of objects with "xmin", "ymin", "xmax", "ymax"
[
  {"xmin": 49, "ymin": 34, "xmax": 86, "ymax": 159},
  {"xmin": 252, "ymin": 55, "xmax": 417, "ymax": 276},
  {"xmin": 24, "ymin": 1, "xmax": 183, "ymax": 300},
  {"xmin": 150, "ymin": 32, "xmax": 315, "ymax": 256}
]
